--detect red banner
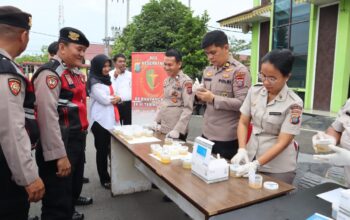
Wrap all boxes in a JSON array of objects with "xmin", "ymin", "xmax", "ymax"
[{"xmin": 132, "ymin": 52, "xmax": 167, "ymax": 111}]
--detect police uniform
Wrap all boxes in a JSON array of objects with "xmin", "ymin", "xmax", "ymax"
[
  {"xmin": 201, "ymin": 55, "xmax": 251, "ymax": 159},
  {"xmin": 32, "ymin": 27, "xmax": 89, "ymax": 220},
  {"xmin": 240, "ymin": 84, "xmax": 303, "ymax": 181},
  {"xmin": 0, "ymin": 6, "xmax": 40, "ymax": 220},
  {"xmin": 155, "ymin": 71, "xmax": 194, "ymax": 141},
  {"xmin": 330, "ymin": 99, "xmax": 350, "ymax": 186}
]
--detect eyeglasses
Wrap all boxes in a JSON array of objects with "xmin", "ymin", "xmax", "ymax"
[{"xmin": 258, "ymin": 73, "xmax": 277, "ymax": 84}]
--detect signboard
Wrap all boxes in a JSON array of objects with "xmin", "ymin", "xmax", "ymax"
[{"xmin": 131, "ymin": 52, "xmax": 167, "ymax": 124}]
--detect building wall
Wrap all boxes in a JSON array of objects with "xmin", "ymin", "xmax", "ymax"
[{"xmin": 331, "ymin": 0, "xmax": 350, "ymax": 112}]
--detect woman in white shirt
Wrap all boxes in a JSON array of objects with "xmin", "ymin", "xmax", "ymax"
[{"xmin": 87, "ymin": 54, "xmax": 120, "ymax": 189}]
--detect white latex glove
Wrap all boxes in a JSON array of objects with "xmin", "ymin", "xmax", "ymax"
[
  {"xmin": 231, "ymin": 148, "xmax": 249, "ymax": 165},
  {"xmin": 236, "ymin": 160, "xmax": 260, "ymax": 177},
  {"xmin": 313, "ymin": 145, "xmax": 350, "ymax": 166},
  {"xmin": 312, "ymin": 131, "xmax": 336, "ymax": 153},
  {"xmin": 151, "ymin": 122, "xmax": 161, "ymax": 132},
  {"xmin": 192, "ymin": 78, "xmax": 203, "ymax": 93},
  {"xmin": 167, "ymin": 130, "xmax": 180, "ymax": 139}
]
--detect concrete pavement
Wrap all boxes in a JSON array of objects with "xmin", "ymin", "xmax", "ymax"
[{"xmin": 29, "ymin": 113, "xmax": 346, "ymax": 219}]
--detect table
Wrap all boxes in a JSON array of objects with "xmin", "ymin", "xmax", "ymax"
[
  {"xmin": 110, "ymin": 132, "xmax": 295, "ymax": 220},
  {"xmin": 214, "ymin": 182, "xmax": 347, "ymax": 219}
]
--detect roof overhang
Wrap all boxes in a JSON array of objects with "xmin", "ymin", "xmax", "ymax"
[
  {"xmin": 294, "ymin": 0, "xmax": 339, "ymax": 5},
  {"xmin": 217, "ymin": 4, "xmax": 271, "ymax": 31}
]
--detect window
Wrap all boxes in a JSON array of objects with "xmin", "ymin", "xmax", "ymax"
[{"xmin": 273, "ymin": 0, "xmax": 310, "ymax": 89}]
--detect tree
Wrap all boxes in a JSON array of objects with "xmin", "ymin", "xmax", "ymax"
[
  {"xmin": 112, "ymin": 0, "xmax": 209, "ymax": 79},
  {"xmin": 15, "ymin": 45, "xmax": 49, "ymax": 64},
  {"xmin": 229, "ymin": 36, "xmax": 251, "ymax": 67}
]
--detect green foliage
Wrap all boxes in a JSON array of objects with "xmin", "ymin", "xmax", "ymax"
[
  {"xmin": 229, "ymin": 36, "xmax": 251, "ymax": 54},
  {"xmin": 112, "ymin": 0, "xmax": 209, "ymax": 79},
  {"xmin": 15, "ymin": 45, "xmax": 49, "ymax": 64},
  {"xmin": 229, "ymin": 36, "xmax": 251, "ymax": 68}
]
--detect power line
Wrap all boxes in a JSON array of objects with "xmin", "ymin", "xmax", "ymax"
[{"xmin": 30, "ymin": 30, "xmax": 102, "ymax": 44}]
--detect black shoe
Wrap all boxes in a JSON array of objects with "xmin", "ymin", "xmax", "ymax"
[
  {"xmin": 72, "ymin": 211, "xmax": 84, "ymax": 220},
  {"xmin": 83, "ymin": 177, "xmax": 89, "ymax": 184},
  {"xmin": 75, "ymin": 196, "xmax": 93, "ymax": 206},
  {"xmin": 162, "ymin": 195, "xmax": 173, "ymax": 202},
  {"xmin": 28, "ymin": 216, "xmax": 39, "ymax": 220},
  {"xmin": 101, "ymin": 182, "xmax": 111, "ymax": 190}
]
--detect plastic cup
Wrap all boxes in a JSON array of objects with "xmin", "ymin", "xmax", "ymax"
[
  {"xmin": 179, "ymin": 146, "xmax": 189, "ymax": 155},
  {"xmin": 229, "ymin": 164, "xmax": 241, "ymax": 178},
  {"xmin": 160, "ymin": 153, "xmax": 171, "ymax": 164},
  {"xmin": 182, "ymin": 158, "xmax": 192, "ymax": 169},
  {"xmin": 249, "ymin": 174, "xmax": 263, "ymax": 189},
  {"xmin": 164, "ymin": 137, "xmax": 173, "ymax": 145}
]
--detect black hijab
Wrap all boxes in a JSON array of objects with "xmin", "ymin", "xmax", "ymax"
[{"xmin": 87, "ymin": 54, "xmax": 112, "ymax": 94}]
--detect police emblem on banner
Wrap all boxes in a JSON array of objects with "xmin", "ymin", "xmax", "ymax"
[
  {"xmin": 46, "ymin": 75, "xmax": 59, "ymax": 89},
  {"xmin": 290, "ymin": 104, "xmax": 302, "ymax": 125},
  {"xmin": 8, "ymin": 78, "xmax": 21, "ymax": 96}
]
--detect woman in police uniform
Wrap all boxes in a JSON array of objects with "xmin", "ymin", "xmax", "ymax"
[{"xmin": 231, "ymin": 49, "xmax": 303, "ymax": 184}]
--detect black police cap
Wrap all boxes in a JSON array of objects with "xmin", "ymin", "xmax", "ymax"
[
  {"xmin": 59, "ymin": 27, "xmax": 89, "ymax": 47},
  {"xmin": 0, "ymin": 6, "xmax": 32, "ymax": 30}
]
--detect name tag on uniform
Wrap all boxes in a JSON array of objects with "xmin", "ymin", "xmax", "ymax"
[
  {"xmin": 203, "ymin": 78, "xmax": 212, "ymax": 81},
  {"xmin": 269, "ymin": 112, "xmax": 282, "ymax": 115},
  {"xmin": 219, "ymin": 79, "xmax": 232, "ymax": 84}
]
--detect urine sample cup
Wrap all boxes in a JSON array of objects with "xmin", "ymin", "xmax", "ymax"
[{"xmin": 249, "ymin": 174, "xmax": 263, "ymax": 189}]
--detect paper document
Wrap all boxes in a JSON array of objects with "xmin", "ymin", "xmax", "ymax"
[{"xmin": 317, "ymin": 187, "xmax": 344, "ymax": 203}]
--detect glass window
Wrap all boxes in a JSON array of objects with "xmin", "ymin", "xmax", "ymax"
[
  {"xmin": 289, "ymin": 55, "xmax": 308, "ymax": 88},
  {"xmin": 274, "ymin": 0, "xmax": 290, "ymax": 27},
  {"xmin": 273, "ymin": 26, "xmax": 289, "ymax": 49},
  {"xmin": 292, "ymin": 1, "xmax": 311, "ymax": 23},
  {"xmin": 272, "ymin": 0, "xmax": 310, "ymax": 89},
  {"xmin": 290, "ymin": 22, "xmax": 309, "ymax": 56}
]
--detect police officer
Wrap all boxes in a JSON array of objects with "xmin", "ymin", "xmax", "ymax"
[
  {"xmin": 155, "ymin": 49, "xmax": 194, "ymax": 141},
  {"xmin": 195, "ymin": 30, "xmax": 251, "ymax": 160},
  {"xmin": 0, "ymin": 6, "xmax": 45, "ymax": 220},
  {"xmin": 232, "ymin": 49, "xmax": 303, "ymax": 184},
  {"xmin": 313, "ymin": 102, "xmax": 350, "ymax": 187},
  {"xmin": 32, "ymin": 27, "xmax": 90, "ymax": 220},
  {"xmin": 47, "ymin": 41, "xmax": 58, "ymax": 59}
]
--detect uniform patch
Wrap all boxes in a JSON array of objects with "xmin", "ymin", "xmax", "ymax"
[
  {"xmin": 236, "ymin": 78, "xmax": 244, "ymax": 87},
  {"xmin": 64, "ymin": 74, "xmax": 74, "ymax": 86},
  {"xmin": 206, "ymin": 72, "xmax": 213, "ymax": 77},
  {"xmin": 235, "ymin": 72, "xmax": 245, "ymax": 88},
  {"xmin": 171, "ymin": 97, "xmax": 177, "ymax": 103},
  {"xmin": 221, "ymin": 92, "xmax": 228, "ymax": 97},
  {"xmin": 8, "ymin": 78, "xmax": 21, "ymax": 96},
  {"xmin": 171, "ymin": 91, "xmax": 178, "ymax": 97},
  {"xmin": 219, "ymin": 79, "xmax": 232, "ymax": 84},
  {"xmin": 235, "ymin": 72, "xmax": 245, "ymax": 78},
  {"xmin": 290, "ymin": 104, "xmax": 302, "ymax": 125},
  {"xmin": 185, "ymin": 82, "xmax": 192, "ymax": 94},
  {"xmin": 223, "ymin": 73, "xmax": 230, "ymax": 78},
  {"xmin": 46, "ymin": 75, "xmax": 59, "ymax": 89}
]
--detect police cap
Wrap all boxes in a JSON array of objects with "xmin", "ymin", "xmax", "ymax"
[
  {"xmin": 59, "ymin": 27, "xmax": 89, "ymax": 47},
  {"xmin": 0, "ymin": 6, "xmax": 32, "ymax": 30}
]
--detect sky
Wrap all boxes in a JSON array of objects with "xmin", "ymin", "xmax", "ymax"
[{"xmin": 1, "ymin": 0, "xmax": 253, "ymax": 55}]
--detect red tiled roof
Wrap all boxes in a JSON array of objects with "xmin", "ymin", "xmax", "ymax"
[{"xmin": 84, "ymin": 44, "xmax": 112, "ymax": 61}]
